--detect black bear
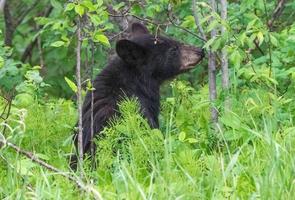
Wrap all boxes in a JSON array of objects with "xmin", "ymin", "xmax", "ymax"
[{"xmin": 71, "ymin": 23, "xmax": 204, "ymax": 167}]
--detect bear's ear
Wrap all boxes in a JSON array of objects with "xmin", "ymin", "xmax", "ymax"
[
  {"xmin": 131, "ymin": 23, "xmax": 149, "ymax": 36},
  {"xmin": 116, "ymin": 39, "xmax": 147, "ymax": 66}
]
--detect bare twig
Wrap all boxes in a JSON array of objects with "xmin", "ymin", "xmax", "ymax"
[
  {"xmin": 208, "ymin": 0, "xmax": 218, "ymax": 124},
  {"xmin": 90, "ymin": 45, "xmax": 95, "ymax": 169},
  {"xmin": 76, "ymin": 17, "xmax": 84, "ymax": 175},
  {"xmin": 0, "ymin": 99, "xmax": 9, "ymax": 120},
  {"xmin": 0, "ymin": 140, "xmax": 103, "ymax": 200},
  {"xmin": 108, "ymin": 10, "xmax": 206, "ymax": 42},
  {"xmin": 109, "ymin": 24, "xmax": 129, "ymax": 41},
  {"xmin": 192, "ymin": 0, "xmax": 207, "ymax": 41},
  {"xmin": 167, "ymin": 12, "xmax": 206, "ymax": 42},
  {"xmin": 1, "ymin": 97, "xmax": 12, "ymax": 134},
  {"xmin": 36, "ymin": 24, "xmax": 44, "ymax": 69}
]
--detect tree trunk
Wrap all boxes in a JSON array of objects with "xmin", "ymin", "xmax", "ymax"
[{"xmin": 208, "ymin": 0, "xmax": 218, "ymax": 124}]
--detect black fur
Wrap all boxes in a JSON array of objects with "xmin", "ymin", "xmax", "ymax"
[{"xmin": 70, "ymin": 23, "xmax": 204, "ymax": 167}]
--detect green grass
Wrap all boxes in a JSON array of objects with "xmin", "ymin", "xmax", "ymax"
[{"xmin": 1, "ymin": 81, "xmax": 295, "ymax": 199}]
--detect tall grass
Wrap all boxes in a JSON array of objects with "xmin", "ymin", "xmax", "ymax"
[{"xmin": 1, "ymin": 80, "xmax": 295, "ymax": 199}]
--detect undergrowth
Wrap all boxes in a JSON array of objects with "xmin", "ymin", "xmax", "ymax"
[{"xmin": 1, "ymin": 80, "xmax": 295, "ymax": 199}]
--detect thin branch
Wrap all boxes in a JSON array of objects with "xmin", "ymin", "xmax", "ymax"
[
  {"xmin": 1, "ymin": 97, "xmax": 12, "ymax": 134},
  {"xmin": 15, "ymin": 0, "xmax": 39, "ymax": 27},
  {"xmin": 220, "ymin": 0, "xmax": 230, "ymax": 111},
  {"xmin": 268, "ymin": 0, "xmax": 287, "ymax": 29},
  {"xmin": 21, "ymin": 6, "xmax": 53, "ymax": 63},
  {"xmin": 253, "ymin": 39, "xmax": 265, "ymax": 55},
  {"xmin": 76, "ymin": 17, "xmax": 84, "ymax": 175},
  {"xmin": 109, "ymin": 25, "xmax": 129, "ymax": 41},
  {"xmin": 37, "ymin": 26, "xmax": 45, "ymax": 69},
  {"xmin": 108, "ymin": 10, "xmax": 206, "ymax": 42},
  {"xmin": 0, "ymin": 140, "xmax": 103, "ymax": 200},
  {"xmin": 192, "ymin": 0, "xmax": 207, "ymax": 41},
  {"xmin": 21, "ymin": 40, "xmax": 38, "ymax": 62},
  {"xmin": 90, "ymin": 41, "xmax": 95, "ymax": 169},
  {"xmin": 263, "ymin": 0, "xmax": 273, "ymax": 78},
  {"xmin": 166, "ymin": 12, "xmax": 206, "ymax": 42},
  {"xmin": 208, "ymin": 0, "xmax": 218, "ymax": 124},
  {"xmin": 0, "ymin": 99, "xmax": 9, "ymax": 120}
]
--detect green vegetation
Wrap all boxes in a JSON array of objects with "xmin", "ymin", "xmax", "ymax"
[{"xmin": 1, "ymin": 0, "xmax": 295, "ymax": 199}]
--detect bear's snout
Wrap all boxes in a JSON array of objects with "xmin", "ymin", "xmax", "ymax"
[{"xmin": 179, "ymin": 45, "xmax": 205, "ymax": 71}]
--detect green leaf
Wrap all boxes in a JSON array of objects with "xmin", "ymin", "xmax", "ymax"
[
  {"xmin": 270, "ymin": 34, "xmax": 278, "ymax": 47},
  {"xmin": 257, "ymin": 32, "xmax": 264, "ymax": 46},
  {"xmin": 86, "ymin": 79, "xmax": 95, "ymax": 91},
  {"xmin": 178, "ymin": 131, "xmax": 186, "ymax": 142},
  {"xmin": 35, "ymin": 17, "xmax": 50, "ymax": 25},
  {"xmin": 75, "ymin": 4, "xmax": 85, "ymax": 17},
  {"xmin": 93, "ymin": 33, "xmax": 110, "ymax": 47},
  {"xmin": 220, "ymin": 113, "xmax": 242, "ymax": 130},
  {"xmin": 51, "ymin": 41, "xmax": 65, "ymax": 47},
  {"xmin": 207, "ymin": 20, "xmax": 219, "ymax": 33},
  {"xmin": 50, "ymin": 0, "xmax": 63, "ymax": 10},
  {"xmin": 187, "ymin": 138, "xmax": 198, "ymax": 143},
  {"xmin": 65, "ymin": 3, "xmax": 75, "ymax": 12},
  {"xmin": 25, "ymin": 70, "xmax": 43, "ymax": 83},
  {"xmin": 65, "ymin": 77, "xmax": 77, "ymax": 93},
  {"xmin": 203, "ymin": 37, "xmax": 215, "ymax": 50},
  {"xmin": 230, "ymin": 50, "xmax": 242, "ymax": 69},
  {"xmin": 16, "ymin": 159, "xmax": 36, "ymax": 176},
  {"xmin": 82, "ymin": 0, "xmax": 96, "ymax": 11},
  {"xmin": 113, "ymin": 2, "xmax": 125, "ymax": 11},
  {"xmin": 96, "ymin": 0, "xmax": 104, "ymax": 7},
  {"xmin": 89, "ymin": 14, "xmax": 102, "ymax": 26},
  {"xmin": 211, "ymin": 37, "xmax": 221, "ymax": 51},
  {"xmin": 181, "ymin": 15, "xmax": 195, "ymax": 28},
  {"xmin": 0, "ymin": 56, "xmax": 4, "ymax": 68},
  {"xmin": 14, "ymin": 93, "xmax": 35, "ymax": 108}
]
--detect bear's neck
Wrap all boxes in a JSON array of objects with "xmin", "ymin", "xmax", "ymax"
[{"xmin": 99, "ymin": 57, "xmax": 161, "ymax": 127}]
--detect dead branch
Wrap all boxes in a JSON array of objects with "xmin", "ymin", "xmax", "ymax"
[{"xmin": 0, "ymin": 140, "xmax": 103, "ymax": 200}]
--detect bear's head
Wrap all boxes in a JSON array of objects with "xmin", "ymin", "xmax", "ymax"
[{"xmin": 116, "ymin": 23, "xmax": 205, "ymax": 81}]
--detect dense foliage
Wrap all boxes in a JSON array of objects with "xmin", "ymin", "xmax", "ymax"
[{"xmin": 1, "ymin": 0, "xmax": 295, "ymax": 199}]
